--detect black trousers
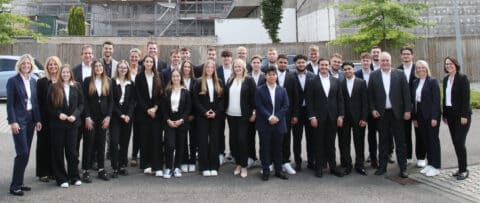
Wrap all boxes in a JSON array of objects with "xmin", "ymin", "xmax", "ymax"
[
  {"xmin": 247, "ymin": 121, "xmax": 258, "ymax": 160},
  {"xmin": 444, "ymin": 107, "xmax": 470, "ymax": 172},
  {"xmin": 131, "ymin": 111, "xmax": 141, "ymax": 160},
  {"xmin": 36, "ymin": 123, "xmax": 52, "ymax": 178},
  {"xmin": 292, "ymin": 107, "xmax": 314, "ymax": 166},
  {"xmin": 368, "ymin": 114, "xmax": 394, "ymax": 161},
  {"xmin": 217, "ymin": 113, "xmax": 226, "ymax": 156},
  {"xmin": 339, "ymin": 117, "xmax": 366, "ymax": 170},
  {"xmin": 82, "ymin": 122, "xmax": 107, "ymax": 170},
  {"xmin": 227, "ymin": 116, "xmax": 249, "ymax": 167},
  {"xmin": 313, "ymin": 118, "xmax": 337, "ymax": 170},
  {"xmin": 10, "ymin": 112, "xmax": 34, "ymax": 191},
  {"xmin": 50, "ymin": 126, "xmax": 80, "ymax": 185},
  {"xmin": 164, "ymin": 115, "xmax": 187, "ymax": 170},
  {"xmin": 139, "ymin": 116, "xmax": 163, "ymax": 170},
  {"xmin": 110, "ymin": 116, "xmax": 132, "ymax": 170},
  {"xmin": 377, "ymin": 110, "xmax": 407, "ymax": 171},
  {"xmin": 259, "ymin": 129, "xmax": 284, "ymax": 174},
  {"xmin": 197, "ymin": 116, "xmax": 220, "ymax": 171},
  {"xmin": 404, "ymin": 119, "xmax": 425, "ymax": 160},
  {"xmin": 282, "ymin": 121, "xmax": 292, "ymax": 163},
  {"xmin": 416, "ymin": 112, "xmax": 441, "ymax": 169},
  {"xmin": 183, "ymin": 118, "xmax": 198, "ymax": 165}
]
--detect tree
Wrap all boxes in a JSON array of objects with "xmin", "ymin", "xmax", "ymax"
[
  {"xmin": 261, "ymin": 0, "xmax": 283, "ymax": 43},
  {"xmin": 68, "ymin": 6, "xmax": 86, "ymax": 36},
  {"xmin": 329, "ymin": 0, "xmax": 431, "ymax": 53},
  {"xmin": 0, "ymin": 0, "xmax": 46, "ymax": 44}
]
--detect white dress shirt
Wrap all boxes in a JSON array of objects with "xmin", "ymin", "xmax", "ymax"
[
  {"xmin": 320, "ymin": 74, "xmax": 330, "ymax": 98},
  {"xmin": 381, "ymin": 69, "xmax": 392, "ymax": 109},
  {"xmin": 268, "ymin": 84, "xmax": 276, "ymax": 119},
  {"xmin": 82, "ymin": 62, "xmax": 92, "ymax": 81},
  {"xmin": 171, "ymin": 88, "xmax": 181, "ymax": 112},
  {"xmin": 252, "ymin": 71, "xmax": 261, "ymax": 85},
  {"xmin": 309, "ymin": 61, "xmax": 318, "ymax": 75},
  {"xmin": 21, "ymin": 74, "xmax": 32, "ymax": 110},
  {"xmin": 226, "ymin": 78, "xmax": 243, "ymax": 116},
  {"xmin": 222, "ymin": 67, "xmax": 232, "ymax": 84},
  {"xmin": 64, "ymin": 83, "xmax": 70, "ymax": 106},
  {"xmin": 146, "ymin": 73, "xmax": 154, "ymax": 99},
  {"xmin": 207, "ymin": 78, "xmax": 214, "ymax": 102},
  {"xmin": 403, "ymin": 63, "xmax": 413, "ymax": 83},
  {"xmin": 415, "ymin": 78, "xmax": 425, "ymax": 102},
  {"xmin": 184, "ymin": 78, "xmax": 191, "ymax": 91},
  {"xmin": 297, "ymin": 71, "xmax": 307, "ymax": 106},
  {"xmin": 446, "ymin": 76, "xmax": 453, "ymax": 106},
  {"xmin": 362, "ymin": 69, "xmax": 371, "ymax": 86},
  {"xmin": 95, "ymin": 77, "xmax": 102, "ymax": 97},
  {"xmin": 277, "ymin": 70, "xmax": 286, "ymax": 87},
  {"xmin": 346, "ymin": 76, "xmax": 355, "ymax": 97}
]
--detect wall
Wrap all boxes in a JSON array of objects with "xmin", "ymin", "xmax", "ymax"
[{"xmin": 297, "ymin": 8, "xmax": 336, "ymax": 42}]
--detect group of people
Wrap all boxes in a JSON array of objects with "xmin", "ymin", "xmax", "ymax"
[{"xmin": 6, "ymin": 41, "xmax": 471, "ymax": 196}]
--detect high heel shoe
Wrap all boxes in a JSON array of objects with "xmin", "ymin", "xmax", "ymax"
[
  {"xmin": 240, "ymin": 168, "xmax": 248, "ymax": 178},
  {"xmin": 234, "ymin": 166, "xmax": 241, "ymax": 176}
]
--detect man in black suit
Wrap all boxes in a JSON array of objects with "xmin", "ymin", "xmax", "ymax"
[
  {"xmin": 397, "ymin": 46, "xmax": 424, "ymax": 167},
  {"xmin": 216, "ymin": 50, "xmax": 233, "ymax": 164},
  {"xmin": 368, "ymin": 52, "xmax": 411, "ymax": 178},
  {"xmin": 306, "ymin": 58, "xmax": 344, "ymax": 178},
  {"xmin": 291, "ymin": 54, "xmax": 315, "ymax": 171},
  {"xmin": 146, "ymin": 41, "xmax": 167, "ymax": 73},
  {"xmin": 237, "ymin": 46, "xmax": 253, "ymax": 73},
  {"xmin": 161, "ymin": 49, "xmax": 182, "ymax": 86},
  {"xmin": 339, "ymin": 62, "xmax": 368, "ymax": 176},
  {"xmin": 194, "ymin": 47, "xmax": 216, "ymax": 78},
  {"xmin": 370, "ymin": 46, "xmax": 381, "ymax": 71},
  {"xmin": 329, "ymin": 53, "xmax": 345, "ymax": 81},
  {"xmin": 306, "ymin": 45, "xmax": 319, "ymax": 75},
  {"xmin": 101, "ymin": 41, "xmax": 118, "ymax": 78},
  {"xmin": 261, "ymin": 47, "xmax": 278, "ymax": 73},
  {"xmin": 180, "ymin": 47, "xmax": 191, "ymax": 61}
]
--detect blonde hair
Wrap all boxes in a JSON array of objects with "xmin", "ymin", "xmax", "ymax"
[
  {"xmin": 199, "ymin": 60, "xmax": 223, "ymax": 96},
  {"xmin": 228, "ymin": 59, "xmax": 247, "ymax": 83},
  {"xmin": 88, "ymin": 60, "xmax": 111, "ymax": 96},
  {"xmin": 44, "ymin": 56, "xmax": 62, "ymax": 79},
  {"xmin": 415, "ymin": 60, "xmax": 431, "ymax": 77},
  {"xmin": 15, "ymin": 54, "xmax": 37, "ymax": 74}
]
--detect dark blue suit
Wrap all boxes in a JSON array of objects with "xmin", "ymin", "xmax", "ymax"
[
  {"xmin": 7, "ymin": 74, "xmax": 41, "ymax": 191},
  {"xmin": 255, "ymin": 84, "xmax": 289, "ymax": 173},
  {"xmin": 215, "ymin": 66, "xmax": 229, "ymax": 156}
]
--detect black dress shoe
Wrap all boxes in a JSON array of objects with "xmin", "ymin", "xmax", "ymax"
[
  {"xmin": 274, "ymin": 172, "xmax": 288, "ymax": 180},
  {"xmin": 261, "ymin": 173, "xmax": 269, "ymax": 181},
  {"xmin": 355, "ymin": 168, "xmax": 368, "ymax": 176},
  {"xmin": 452, "ymin": 170, "xmax": 460, "ymax": 177},
  {"xmin": 374, "ymin": 169, "xmax": 386, "ymax": 176},
  {"xmin": 82, "ymin": 171, "xmax": 92, "ymax": 183},
  {"xmin": 111, "ymin": 171, "xmax": 119, "ymax": 179},
  {"xmin": 366, "ymin": 155, "xmax": 372, "ymax": 163},
  {"xmin": 119, "ymin": 168, "xmax": 129, "ymax": 176},
  {"xmin": 343, "ymin": 167, "xmax": 352, "ymax": 176},
  {"xmin": 20, "ymin": 185, "xmax": 31, "ymax": 191},
  {"xmin": 330, "ymin": 168, "xmax": 344, "ymax": 177},
  {"xmin": 98, "ymin": 170, "xmax": 110, "ymax": 181},
  {"xmin": 307, "ymin": 163, "xmax": 315, "ymax": 171},
  {"xmin": 315, "ymin": 170, "xmax": 323, "ymax": 178},
  {"xmin": 399, "ymin": 171, "xmax": 409, "ymax": 178},
  {"xmin": 388, "ymin": 154, "xmax": 395, "ymax": 164},
  {"xmin": 295, "ymin": 163, "xmax": 302, "ymax": 172},
  {"xmin": 9, "ymin": 189, "xmax": 24, "ymax": 196},
  {"xmin": 456, "ymin": 171, "xmax": 469, "ymax": 180},
  {"xmin": 39, "ymin": 176, "xmax": 49, "ymax": 182},
  {"xmin": 370, "ymin": 160, "xmax": 379, "ymax": 169}
]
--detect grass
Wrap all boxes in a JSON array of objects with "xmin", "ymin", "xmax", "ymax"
[{"xmin": 470, "ymin": 89, "xmax": 480, "ymax": 109}]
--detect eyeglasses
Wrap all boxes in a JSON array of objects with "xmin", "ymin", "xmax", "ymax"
[{"xmin": 118, "ymin": 66, "xmax": 128, "ymax": 70}]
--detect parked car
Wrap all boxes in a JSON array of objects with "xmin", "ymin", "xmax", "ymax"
[{"xmin": 0, "ymin": 55, "xmax": 44, "ymax": 98}]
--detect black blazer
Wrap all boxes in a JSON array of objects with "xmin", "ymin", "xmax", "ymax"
[
  {"xmin": 47, "ymin": 82, "xmax": 84, "ymax": 128},
  {"xmin": 248, "ymin": 71, "xmax": 266, "ymax": 86},
  {"xmin": 292, "ymin": 71, "xmax": 315, "ymax": 108},
  {"xmin": 162, "ymin": 88, "xmax": 191, "ymax": 123},
  {"xmin": 278, "ymin": 71, "xmax": 300, "ymax": 119},
  {"xmin": 224, "ymin": 76, "xmax": 256, "ymax": 119},
  {"xmin": 341, "ymin": 78, "xmax": 368, "ymax": 123},
  {"xmin": 135, "ymin": 72, "xmax": 163, "ymax": 122},
  {"xmin": 368, "ymin": 69, "xmax": 411, "ymax": 120},
  {"xmin": 111, "ymin": 79, "xmax": 136, "ymax": 119},
  {"xmin": 397, "ymin": 63, "xmax": 417, "ymax": 88},
  {"xmin": 442, "ymin": 73, "xmax": 472, "ymax": 118},
  {"xmin": 184, "ymin": 77, "xmax": 196, "ymax": 117},
  {"xmin": 305, "ymin": 75, "xmax": 345, "ymax": 122},
  {"xmin": 216, "ymin": 66, "xmax": 231, "ymax": 88},
  {"xmin": 73, "ymin": 63, "xmax": 88, "ymax": 86},
  {"xmin": 194, "ymin": 64, "xmax": 204, "ymax": 78},
  {"xmin": 37, "ymin": 77, "xmax": 52, "ymax": 125},
  {"xmin": 192, "ymin": 78, "xmax": 224, "ymax": 117},
  {"xmin": 83, "ymin": 77, "xmax": 113, "ymax": 121},
  {"xmin": 412, "ymin": 76, "xmax": 441, "ymax": 121}
]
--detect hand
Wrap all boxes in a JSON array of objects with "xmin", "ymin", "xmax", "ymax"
[
  {"xmin": 291, "ymin": 117, "xmax": 298, "ymax": 125},
  {"xmin": 11, "ymin": 122, "xmax": 20, "ymax": 135},
  {"xmin": 372, "ymin": 111, "xmax": 380, "ymax": 119},
  {"xmin": 147, "ymin": 108, "xmax": 157, "ymax": 119},
  {"xmin": 431, "ymin": 119, "xmax": 438, "ymax": 127},
  {"xmin": 174, "ymin": 119, "xmax": 184, "ymax": 127},
  {"xmin": 35, "ymin": 122, "xmax": 42, "ymax": 131},
  {"xmin": 359, "ymin": 120, "xmax": 367, "ymax": 127},
  {"xmin": 101, "ymin": 117, "xmax": 110, "ymax": 129},
  {"xmin": 460, "ymin": 117, "xmax": 468, "ymax": 125},
  {"xmin": 249, "ymin": 114, "xmax": 256, "ymax": 123},
  {"xmin": 442, "ymin": 118, "xmax": 447, "ymax": 124},
  {"xmin": 207, "ymin": 111, "xmax": 216, "ymax": 119},
  {"xmin": 310, "ymin": 118, "xmax": 318, "ymax": 128},
  {"xmin": 167, "ymin": 119, "xmax": 176, "ymax": 128},
  {"xmin": 337, "ymin": 117, "xmax": 343, "ymax": 127},
  {"xmin": 67, "ymin": 116, "xmax": 76, "ymax": 123},
  {"xmin": 403, "ymin": 112, "xmax": 411, "ymax": 120},
  {"xmin": 85, "ymin": 118, "xmax": 94, "ymax": 130},
  {"xmin": 268, "ymin": 116, "xmax": 279, "ymax": 125},
  {"xmin": 413, "ymin": 120, "xmax": 418, "ymax": 128},
  {"xmin": 123, "ymin": 115, "xmax": 130, "ymax": 123},
  {"xmin": 59, "ymin": 113, "xmax": 68, "ymax": 120},
  {"xmin": 188, "ymin": 115, "xmax": 194, "ymax": 122}
]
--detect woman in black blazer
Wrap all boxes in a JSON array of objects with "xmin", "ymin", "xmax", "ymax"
[
  {"xmin": 411, "ymin": 60, "xmax": 441, "ymax": 177},
  {"xmin": 110, "ymin": 60, "xmax": 136, "ymax": 178},
  {"xmin": 162, "ymin": 70, "xmax": 191, "ymax": 178},
  {"xmin": 47, "ymin": 65, "xmax": 84, "ymax": 188},
  {"xmin": 181, "ymin": 60, "xmax": 197, "ymax": 173},
  {"xmin": 135, "ymin": 55, "xmax": 164, "ymax": 177},
  {"xmin": 82, "ymin": 60, "xmax": 113, "ymax": 182},
  {"xmin": 442, "ymin": 56, "xmax": 472, "ymax": 180},
  {"xmin": 128, "ymin": 48, "xmax": 142, "ymax": 167},
  {"xmin": 225, "ymin": 59, "xmax": 256, "ymax": 178},
  {"xmin": 193, "ymin": 60, "xmax": 224, "ymax": 177},
  {"xmin": 36, "ymin": 56, "xmax": 61, "ymax": 182}
]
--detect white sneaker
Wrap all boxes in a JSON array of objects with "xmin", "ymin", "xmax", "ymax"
[
  {"xmin": 420, "ymin": 165, "xmax": 433, "ymax": 174},
  {"xmin": 269, "ymin": 164, "xmax": 273, "ymax": 172},
  {"xmin": 180, "ymin": 164, "xmax": 188, "ymax": 173},
  {"xmin": 60, "ymin": 182, "xmax": 69, "ymax": 188},
  {"xmin": 202, "ymin": 170, "xmax": 211, "ymax": 177},
  {"xmin": 282, "ymin": 163, "xmax": 296, "ymax": 175},
  {"xmin": 210, "ymin": 170, "xmax": 218, "ymax": 176},
  {"xmin": 426, "ymin": 167, "xmax": 440, "ymax": 177},
  {"xmin": 174, "ymin": 168, "xmax": 182, "ymax": 177},
  {"xmin": 155, "ymin": 170, "xmax": 163, "ymax": 177},
  {"xmin": 247, "ymin": 158, "xmax": 255, "ymax": 168},
  {"xmin": 74, "ymin": 180, "xmax": 82, "ymax": 186},
  {"xmin": 163, "ymin": 169, "xmax": 172, "ymax": 179},
  {"xmin": 219, "ymin": 154, "xmax": 225, "ymax": 165},
  {"xmin": 144, "ymin": 167, "xmax": 152, "ymax": 174},
  {"xmin": 188, "ymin": 164, "xmax": 196, "ymax": 172},
  {"xmin": 417, "ymin": 159, "xmax": 427, "ymax": 168}
]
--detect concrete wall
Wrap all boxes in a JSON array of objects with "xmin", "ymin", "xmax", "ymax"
[{"xmin": 297, "ymin": 8, "xmax": 336, "ymax": 42}]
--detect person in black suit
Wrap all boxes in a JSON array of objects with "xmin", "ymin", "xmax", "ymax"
[
  {"xmin": 305, "ymin": 58, "xmax": 345, "ymax": 178},
  {"xmin": 146, "ymin": 41, "xmax": 167, "ymax": 73},
  {"xmin": 291, "ymin": 54, "xmax": 315, "ymax": 171},
  {"xmin": 306, "ymin": 45, "xmax": 320, "ymax": 75},
  {"xmin": 369, "ymin": 52, "xmax": 411, "ymax": 178},
  {"xmin": 82, "ymin": 60, "xmax": 113, "ymax": 182},
  {"xmin": 442, "ymin": 56, "xmax": 471, "ymax": 180},
  {"xmin": 397, "ymin": 46, "xmax": 424, "ymax": 166},
  {"xmin": 161, "ymin": 49, "xmax": 182, "ymax": 87},
  {"xmin": 193, "ymin": 60, "xmax": 224, "ymax": 177},
  {"xmin": 7, "ymin": 54, "xmax": 42, "ymax": 196},
  {"xmin": 236, "ymin": 46, "xmax": 252, "ymax": 73},
  {"xmin": 47, "ymin": 65, "xmax": 84, "ymax": 188},
  {"xmin": 128, "ymin": 48, "xmax": 142, "ymax": 167},
  {"xmin": 411, "ymin": 60, "xmax": 441, "ymax": 177},
  {"xmin": 194, "ymin": 47, "xmax": 216, "ymax": 78},
  {"xmin": 162, "ymin": 69, "xmax": 191, "ymax": 178},
  {"xmin": 180, "ymin": 60, "xmax": 198, "ymax": 173},
  {"xmin": 135, "ymin": 55, "xmax": 165, "ymax": 177},
  {"xmin": 225, "ymin": 59, "xmax": 256, "ymax": 178},
  {"xmin": 36, "ymin": 56, "xmax": 61, "ymax": 183},
  {"xmin": 216, "ymin": 50, "xmax": 233, "ymax": 164},
  {"xmin": 101, "ymin": 41, "xmax": 118, "ymax": 78},
  {"xmin": 109, "ymin": 60, "xmax": 136, "ymax": 178},
  {"xmin": 339, "ymin": 62, "xmax": 368, "ymax": 176},
  {"xmin": 370, "ymin": 46, "xmax": 382, "ymax": 71},
  {"xmin": 260, "ymin": 48, "xmax": 278, "ymax": 73},
  {"xmin": 329, "ymin": 53, "xmax": 345, "ymax": 81},
  {"xmin": 256, "ymin": 67, "xmax": 289, "ymax": 181}
]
